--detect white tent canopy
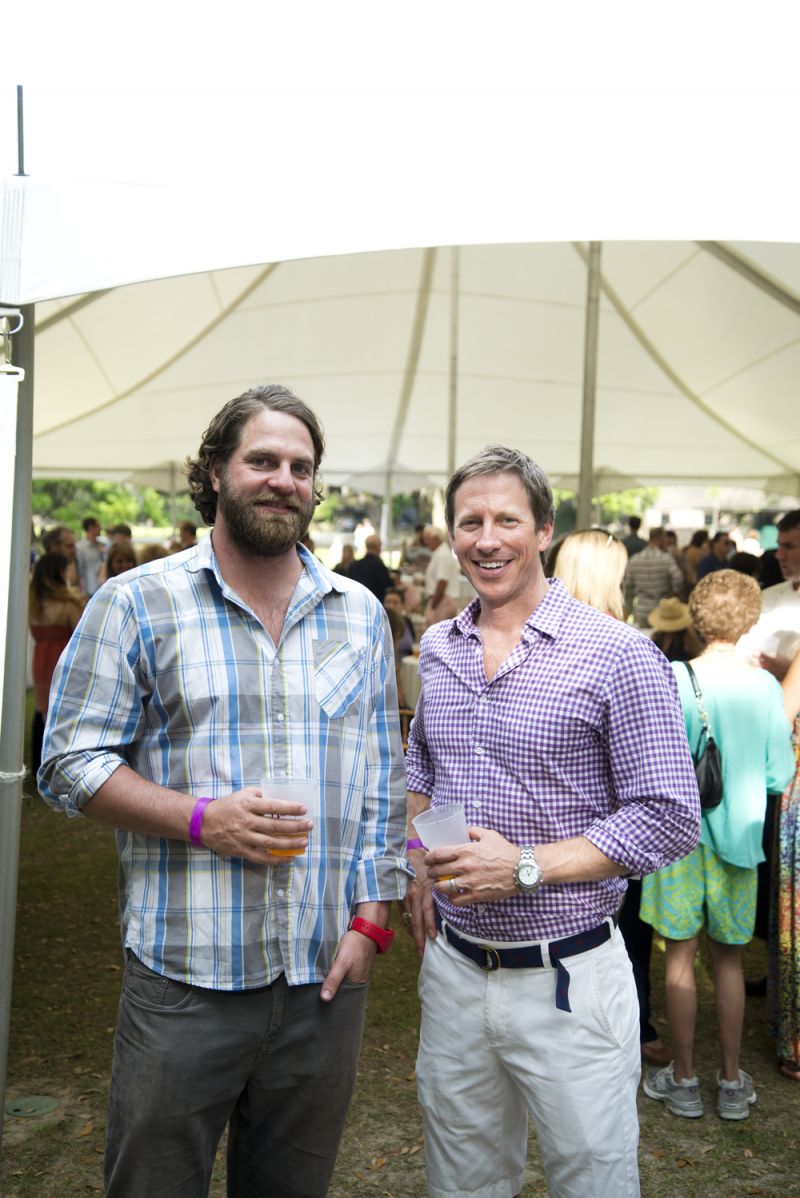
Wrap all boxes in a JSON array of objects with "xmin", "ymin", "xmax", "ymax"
[{"xmin": 22, "ymin": 238, "xmax": 800, "ymax": 497}]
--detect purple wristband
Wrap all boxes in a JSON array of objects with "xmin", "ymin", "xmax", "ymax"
[
  {"xmin": 189, "ymin": 797, "xmax": 215, "ymax": 848},
  {"xmin": 406, "ymin": 837, "xmax": 425, "ymax": 851}
]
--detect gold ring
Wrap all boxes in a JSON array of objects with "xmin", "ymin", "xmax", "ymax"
[{"xmin": 448, "ymin": 877, "xmax": 459, "ymax": 896}]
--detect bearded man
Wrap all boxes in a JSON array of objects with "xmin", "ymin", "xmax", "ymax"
[{"xmin": 38, "ymin": 384, "xmax": 407, "ymax": 1198}]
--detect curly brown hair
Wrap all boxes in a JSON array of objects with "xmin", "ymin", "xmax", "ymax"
[
  {"xmin": 688, "ymin": 569, "xmax": 762, "ymax": 645},
  {"xmin": 185, "ymin": 384, "xmax": 326, "ymax": 525}
]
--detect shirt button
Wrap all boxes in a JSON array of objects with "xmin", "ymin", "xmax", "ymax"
[
  {"xmin": 473, "ymin": 799, "xmax": 482, "ymax": 808},
  {"xmin": 474, "ymin": 745, "xmax": 485, "ymax": 756},
  {"xmin": 276, "ymin": 888, "xmax": 285, "ymax": 898},
  {"xmin": 276, "ymin": 713, "xmax": 285, "ymax": 722}
]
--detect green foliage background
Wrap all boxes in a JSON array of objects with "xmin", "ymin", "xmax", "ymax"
[{"xmin": 31, "ymin": 480, "xmax": 198, "ymax": 531}]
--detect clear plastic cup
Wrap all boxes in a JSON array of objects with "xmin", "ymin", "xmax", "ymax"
[
  {"xmin": 412, "ymin": 803, "xmax": 469, "ymax": 879},
  {"xmin": 260, "ymin": 777, "xmax": 314, "ymax": 857}
]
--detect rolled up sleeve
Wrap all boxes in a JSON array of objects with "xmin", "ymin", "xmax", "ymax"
[
  {"xmin": 38, "ymin": 584, "xmax": 145, "ymax": 816},
  {"xmin": 583, "ymin": 637, "xmax": 701, "ymax": 875}
]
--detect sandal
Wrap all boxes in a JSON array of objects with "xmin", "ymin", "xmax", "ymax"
[{"xmin": 779, "ymin": 1061, "xmax": 800, "ymax": 1082}]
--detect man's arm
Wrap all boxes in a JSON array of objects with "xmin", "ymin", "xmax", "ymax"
[
  {"xmin": 83, "ymin": 765, "xmax": 312, "ymax": 863},
  {"xmin": 428, "ymin": 578, "xmax": 448, "ymax": 611},
  {"xmin": 783, "ymin": 650, "xmax": 800, "ymax": 723},
  {"xmin": 424, "ymin": 827, "xmax": 626, "ymax": 907},
  {"xmin": 668, "ymin": 557, "xmax": 684, "ymax": 594}
]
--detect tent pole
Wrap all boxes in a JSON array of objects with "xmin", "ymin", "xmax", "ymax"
[
  {"xmin": 0, "ymin": 303, "xmax": 35, "ymax": 1153},
  {"xmin": 381, "ymin": 467, "xmax": 393, "ymax": 559},
  {"xmin": 169, "ymin": 461, "xmax": 178, "ymax": 530},
  {"xmin": 447, "ymin": 247, "xmax": 460, "ymax": 476},
  {"xmin": 16, "ymin": 86, "xmax": 27, "ymax": 177},
  {"xmin": 577, "ymin": 242, "xmax": 601, "ymax": 527}
]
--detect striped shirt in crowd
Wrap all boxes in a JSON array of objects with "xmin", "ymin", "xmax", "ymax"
[{"xmin": 623, "ymin": 545, "xmax": 684, "ymax": 627}]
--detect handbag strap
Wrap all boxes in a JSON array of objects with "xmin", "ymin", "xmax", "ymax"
[{"xmin": 683, "ymin": 662, "xmax": 713, "ymax": 745}]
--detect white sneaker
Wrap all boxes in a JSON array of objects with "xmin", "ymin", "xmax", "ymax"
[
  {"xmin": 716, "ymin": 1070, "xmax": 757, "ymax": 1121},
  {"xmin": 643, "ymin": 1062, "xmax": 704, "ymax": 1118}
]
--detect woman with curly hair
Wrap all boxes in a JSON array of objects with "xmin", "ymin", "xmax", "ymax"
[{"xmin": 641, "ymin": 570, "xmax": 794, "ymax": 1120}]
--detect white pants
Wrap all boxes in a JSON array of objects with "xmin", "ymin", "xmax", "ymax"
[{"xmin": 416, "ymin": 924, "xmax": 641, "ymax": 1198}]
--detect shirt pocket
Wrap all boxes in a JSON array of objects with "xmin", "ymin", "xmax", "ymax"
[{"xmin": 312, "ymin": 639, "xmax": 366, "ymax": 719}]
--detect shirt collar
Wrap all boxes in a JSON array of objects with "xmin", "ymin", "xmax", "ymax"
[
  {"xmin": 185, "ymin": 533, "xmax": 349, "ymax": 597},
  {"xmin": 450, "ymin": 577, "xmax": 572, "ymax": 643}
]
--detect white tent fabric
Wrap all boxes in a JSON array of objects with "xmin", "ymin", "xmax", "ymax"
[{"xmin": 22, "ymin": 239, "xmax": 800, "ymax": 496}]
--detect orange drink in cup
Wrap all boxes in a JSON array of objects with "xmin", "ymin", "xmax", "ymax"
[{"xmin": 261, "ymin": 778, "xmax": 315, "ymax": 857}]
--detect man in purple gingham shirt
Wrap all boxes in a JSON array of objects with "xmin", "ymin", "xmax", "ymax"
[{"xmin": 403, "ymin": 445, "xmax": 699, "ymax": 1198}]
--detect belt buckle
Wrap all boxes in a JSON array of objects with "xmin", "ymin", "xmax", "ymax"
[{"xmin": 479, "ymin": 945, "xmax": 501, "ymax": 972}]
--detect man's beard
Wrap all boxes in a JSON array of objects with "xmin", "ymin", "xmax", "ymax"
[{"xmin": 217, "ymin": 475, "xmax": 314, "ymax": 558}]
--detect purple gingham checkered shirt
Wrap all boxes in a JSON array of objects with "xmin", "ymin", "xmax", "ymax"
[{"xmin": 406, "ymin": 578, "xmax": 700, "ymax": 941}]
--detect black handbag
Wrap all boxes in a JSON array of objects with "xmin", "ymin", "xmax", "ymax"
[{"xmin": 684, "ymin": 662, "xmax": 724, "ymax": 811}]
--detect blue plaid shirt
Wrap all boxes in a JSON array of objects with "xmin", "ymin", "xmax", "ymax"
[{"xmin": 39, "ymin": 539, "xmax": 408, "ymax": 989}]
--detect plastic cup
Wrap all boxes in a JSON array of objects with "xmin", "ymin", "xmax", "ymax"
[
  {"xmin": 260, "ymin": 777, "xmax": 314, "ymax": 857},
  {"xmin": 412, "ymin": 804, "xmax": 469, "ymax": 879}
]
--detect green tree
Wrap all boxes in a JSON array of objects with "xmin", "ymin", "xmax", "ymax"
[{"xmin": 31, "ymin": 480, "xmax": 170, "ymax": 530}]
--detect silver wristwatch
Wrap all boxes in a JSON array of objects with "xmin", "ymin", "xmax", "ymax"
[{"xmin": 513, "ymin": 846, "xmax": 544, "ymax": 895}]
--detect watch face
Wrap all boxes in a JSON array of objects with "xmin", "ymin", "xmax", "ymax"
[{"xmin": 518, "ymin": 863, "xmax": 539, "ymax": 887}]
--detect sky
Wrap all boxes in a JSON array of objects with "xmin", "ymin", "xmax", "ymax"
[{"xmin": 4, "ymin": 1, "xmax": 800, "ymax": 244}]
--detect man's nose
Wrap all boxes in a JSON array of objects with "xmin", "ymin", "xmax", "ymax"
[
  {"xmin": 475, "ymin": 522, "xmax": 500, "ymax": 548},
  {"xmin": 266, "ymin": 462, "xmax": 296, "ymax": 491}
]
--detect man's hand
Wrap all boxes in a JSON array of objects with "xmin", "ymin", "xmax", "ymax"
[
  {"xmin": 319, "ymin": 931, "xmax": 377, "ymax": 1003},
  {"xmin": 399, "ymin": 848, "xmax": 437, "ymax": 957},
  {"xmin": 202, "ymin": 787, "xmax": 313, "ymax": 864},
  {"xmin": 426, "ymin": 827, "xmax": 519, "ymax": 906},
  {"xmin": 320, "ymin": 901, "xmax": 390, "ymax": 1002}
]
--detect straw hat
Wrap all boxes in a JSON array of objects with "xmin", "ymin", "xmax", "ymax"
[{"xmin": 647, "ymin": 596, "xmax": 691, "ymax": 632}]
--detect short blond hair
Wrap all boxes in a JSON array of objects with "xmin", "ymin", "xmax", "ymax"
[
  {"xmin": 551, "ymin": 528, "xmax": 628, "ymax": 620},
  {"xmin": 689, "ymin": 569, "xmax": 761, "ymax": 644}
]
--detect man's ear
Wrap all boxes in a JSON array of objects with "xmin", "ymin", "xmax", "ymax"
[
  {"xmin": 209, "ymin": 460, "xmax": 221, "ymax": 496},
  {"xmin": 537, "ymin": 522, "xmax": 555, "ymax": 553}
]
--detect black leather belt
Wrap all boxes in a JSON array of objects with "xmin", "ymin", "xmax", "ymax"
[{"xmin": 434, "ymin": 907, "xmax": 612, "ymax": 1012}]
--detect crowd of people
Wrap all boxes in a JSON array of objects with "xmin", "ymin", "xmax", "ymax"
[{"xmin": 28, "ymin": 382, "xmax": 800, "ymax": 1197}]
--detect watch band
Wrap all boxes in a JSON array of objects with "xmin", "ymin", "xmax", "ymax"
[{"xmin": 349, "ymin": 916, "xmax": 395, "ymax": 954}]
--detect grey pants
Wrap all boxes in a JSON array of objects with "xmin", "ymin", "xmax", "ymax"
[{"xmin": 105, "ymin": 953, "xmax": 369, "ymax": 1198}]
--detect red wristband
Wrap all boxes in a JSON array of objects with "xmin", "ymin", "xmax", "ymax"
[
  {"xmin": 349, "ymin": 916, "xmax": 394, "ymax": 954},
  {"xmin": 189, "ymin": 797, "xmax": 215, "ymax": 848}
]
